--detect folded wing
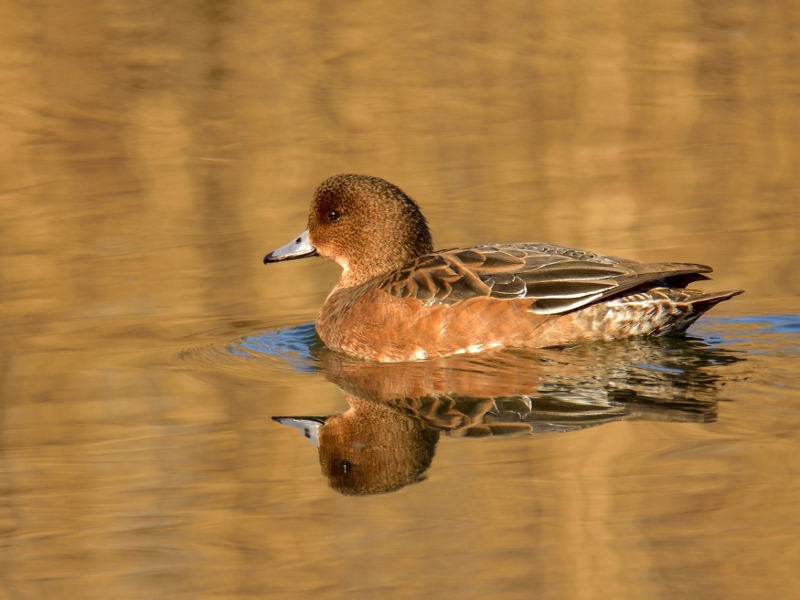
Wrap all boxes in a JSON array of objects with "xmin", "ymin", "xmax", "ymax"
[{"xmin": 379, "ymin": 243, "xmax": 712, "ymax": 315}]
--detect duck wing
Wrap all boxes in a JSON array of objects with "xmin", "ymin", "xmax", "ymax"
[{"xmin": 379, "ymin": 243, "xmax": 713, "ymax": 315}]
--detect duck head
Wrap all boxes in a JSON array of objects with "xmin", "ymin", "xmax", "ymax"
[{"xmin": 264, "ymin": 174, "xmax": 434, "ymax": 287}]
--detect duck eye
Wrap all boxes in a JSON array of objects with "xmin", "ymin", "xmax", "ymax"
[{"xmin": 326, "ymin": 210, "xmax": 341, "ymax": 223}]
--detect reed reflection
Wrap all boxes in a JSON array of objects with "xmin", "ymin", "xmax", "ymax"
[{"xmin": 274, "ymin": 336, "xmax": 741, "ymax": 495}]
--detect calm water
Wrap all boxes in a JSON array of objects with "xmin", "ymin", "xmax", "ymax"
[{"xmin": 2, "ymin": 1, "xmax": 800, "ymax": 598}]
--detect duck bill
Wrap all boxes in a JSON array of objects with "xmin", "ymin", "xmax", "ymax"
[
  {"xmin": 263, "ymin": 230, "xmax": 318, "ymax": 264},
  {"xmin": 272, "ymin": 416, "xmax": 327, "ymax": 447}
]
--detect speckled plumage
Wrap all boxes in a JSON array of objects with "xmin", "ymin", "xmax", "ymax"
[{"xmin": 264, "ymin": 174, "xmax": 744, "ymax": 361}]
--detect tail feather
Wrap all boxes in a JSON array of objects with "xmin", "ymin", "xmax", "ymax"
[
  {"xmin": 663, "ymin": 288, "xmax": 744, "ymax": 333},
  {"xmin": 687, "ymin": 288, "xmax": 744, "ymax": 310},
  {"xmin": 596, "ymin": 287, "xmax": 745, "ymax": 338}
]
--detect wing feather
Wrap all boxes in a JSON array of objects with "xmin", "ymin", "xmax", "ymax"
[{"xmin": 379, "ymin": 243, "xmax": 713, "ymax": 314}]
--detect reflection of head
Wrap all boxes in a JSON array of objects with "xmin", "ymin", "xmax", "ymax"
[{"xmin": 318, "ymin": 396, "xmax": 439, "ymax": 495}]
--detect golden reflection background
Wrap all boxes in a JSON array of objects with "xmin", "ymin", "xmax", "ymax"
[{"xmin": 1, "ymin": 0, "xmax": 799, "ymax": 598}]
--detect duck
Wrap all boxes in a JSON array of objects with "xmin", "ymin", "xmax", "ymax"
[{"xmin": 264, "ymin": 174, "xmax": 743, "ymax": 362}]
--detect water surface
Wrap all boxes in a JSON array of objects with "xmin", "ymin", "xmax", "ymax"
[{"xmin": 1, "ymin": 1, "xmax": 799, "ymax": 598}]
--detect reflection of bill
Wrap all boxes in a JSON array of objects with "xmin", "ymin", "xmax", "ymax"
[{"xmin": 274, "ymin": 337, "xmax": 740, "ymax": 495}]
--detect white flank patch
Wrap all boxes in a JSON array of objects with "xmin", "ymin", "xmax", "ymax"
[{"xmin": 412, "ymin": 349, "xmax": 428, "ymax": 360}]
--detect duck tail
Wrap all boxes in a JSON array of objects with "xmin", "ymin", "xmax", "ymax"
[{"xmin": 669, "ymin": 288, "xmax": 745, "ymax": 333}]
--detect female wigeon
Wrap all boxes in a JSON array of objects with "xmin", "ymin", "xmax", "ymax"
[{"xmin": 264, "ymin": 174, "xmax": 743, "ymax": 362}]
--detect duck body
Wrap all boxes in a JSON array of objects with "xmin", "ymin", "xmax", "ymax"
[{"xmin": 265, "ymin": 175, "xmax": 743, "ymax": 362}]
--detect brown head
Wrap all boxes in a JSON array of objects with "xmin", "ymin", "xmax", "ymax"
[
  {"xmin": 318, "ymin": 396, "xmax": 439, "ymax": 496},
  {"xmin": 264, "ymin": 174, "xmax": 434, "ymax": 287}
]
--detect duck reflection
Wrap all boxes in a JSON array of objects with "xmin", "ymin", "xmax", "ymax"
[{"xmin": 273, "ymin": 336, "xmax": 741, "ymax": 495}]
